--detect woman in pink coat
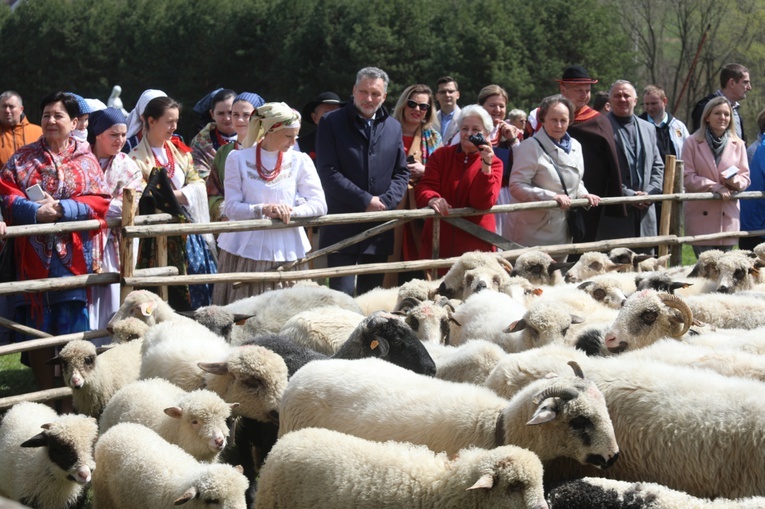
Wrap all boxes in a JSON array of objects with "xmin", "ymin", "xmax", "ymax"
[{"xmin": 683, "ymin": 96, "xmax": 750, "ymax": 257}]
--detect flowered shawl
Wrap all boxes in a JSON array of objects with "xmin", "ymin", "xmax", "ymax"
[
  {"xmin": 99, "ymin": 152, "xmax": 144, "ymax": 265},
  {"xmin": 418, "ymin": 127, "xmax": 442, "ymax": 165},
  {"xmin": 207, "ymin": 142, "xmax": 237, "ymax": 221},
  {"xmin": 0, "ymin": 138, "xmax": 110, "ymax": 282},
  {"xmin": 190, "ymin": 122, "xmax": 233, "ymax": 180}
]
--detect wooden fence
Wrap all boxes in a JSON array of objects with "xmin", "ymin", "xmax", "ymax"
[{"xmin": 1, "ymin": 159, "xmax": 765, "ymax": 408}]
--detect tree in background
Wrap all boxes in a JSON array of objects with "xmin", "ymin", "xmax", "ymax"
[{"xmin": 0, "ymin": 0, "xmax": 633, "ymax": 140}]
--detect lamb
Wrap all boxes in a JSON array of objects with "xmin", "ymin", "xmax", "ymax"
[
  {"xmin": 564, "ymin": 252, "xmax": 629, "ymax": 283},
  {"xmin": 332, "ymin": 311, "xmax": 437, "ymax": 375},
  {"xmin": 396, "ymin": 277, "xmax": 441, "ymax": 305},
  {"xmin": 47, "ymin": 338, "xmax": 142, "ymax": 418},
  {"xmin": 438, "ymin": 251, "xmax": 513, "ymax": 299},
  {"xmin": 279, "ymin": 357, "xmax": 619, "ymax": 469},
  {"xmin": 99, "ymin": 378, "xmax": 236, "ymax": 463},
  {"xmin": 485, "ymin": 345, "xmax": 765, "ymax": 498},
  {"xmin": 255, "ymin": 427, "xmax": 549, "ymax": 509},
  {"xmin": 504, "ymin": 301, "xmax": 585, "ymax": 350},
  {"xmin": 547, "ymin": 477, "xmax": 765, "ymax": 509},
  {"xmin": 107, "ymin": 289, "xmax": 195, "ymax": 329},
  {"xmin": 181, "ymin": 305, "xmax": 252, "ymax": 343},
  {"xmin": 576, "ymin": 274, "xmax": 635, "ymax": 308},
  {"xmin": 93, "ymin": 422, "xmax": 248, "ymax": 509},
  {"xmin": 423, "ymin": 339, "xmax": 507, "ymax": 385},
  {"xmin": 140, "ymin": 320, "xmax": 232, "ymax": 391},
  {"xmin": 222, "ymin": 285, "xmax": 363, "ymax": 336},
  {"xmin": 511, "ymin": 250, "xmax": 573, "ymax": 286},
  {"xmin": 278, "ymin": 306, "xmax": 365, "ymax": 354},
  {"xmin": 0, "ymin": 402, "xmax": 98, "ymax": 509},
  {"xmin": 450, "ymin": 290, "xmax": 528, "ymax": 351}
]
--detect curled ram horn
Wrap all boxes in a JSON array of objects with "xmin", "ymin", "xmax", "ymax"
[
  {"xmin": 394, "ymin": 297, "xmax": 422, "ymax": 314},
  {"xmin": 658, "ymin": 293, "xmax": 693, "ymax": 338},
  {"xmin": 568, "ymin": 360, "xmax": 585, "ymax": 379},
  {"xmin": 497, "ymin": 257, "xmax": 514, "ymax": 274},
  {"xmin": 532, "ymin": 384, "xmax": 579, "ymax": 405}
]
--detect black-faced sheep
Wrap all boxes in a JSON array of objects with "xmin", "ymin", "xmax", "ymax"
[
  {"xmin": 547, "ymin": 477, "xmax": 765, "ymax": 509},
  {"xmin": 255, "ymin": 427, "xmax": 549, "ymax": 509},
  {"xmin": 47, "ymin": 338, "xmax": 142, "ymax": 418},
  {"xmin": 99, "ymin": 378, "xmax": 236, "ymax": 463},
  {"xmin": 93, "ymin": 422, "xmax": 248, "ymax": 509},
  {"xmin": 279, "ymin": 357, "xmax": 619, "ymax": 469},
  {"xmin": 0, "ymin": 402, "xmax": 98, "ymax": 509}
]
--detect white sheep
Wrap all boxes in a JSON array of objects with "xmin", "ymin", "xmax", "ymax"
[
  {"xmin": 397, "ymin": 277, "xmax": 441, "ymax": 305},
  {"xmin": 713, "ymin": 250, "xmax": 764, "ymax": 293},
  {"xmin": 686, "ymin": 249, "xmax": 725, "ymax": 280},
  {"xmin": 608, "ymin": 247, "xmax": 670, "ymax": 272},
  {"xmin": 511, "ymin": 250, "xmax": 572, "ymax": 286},
  {"xmin": 564, "ymin": 252, "xmax": 629, "ymax": 283},
  {"xmin": 278, "ymin": 306, "xmax": 365, "ymax": 355},
  {"xmin": 223, "ymin": 285, "xmax": 363, "ymax": 336},
  {"xmin": 504, "ymin": 301, "xmax": 585, "ymax": 350},
  {"xmin": 140, "ymin": 320, "xmax": 232, "ymax": 391},
  {"xmin": 485, "ymin": 345, "xmax": 765, "ymax": 498},
  {"xmin": 547, "ymin": 477, "xmax": 765, "ymax": 509},
  {"xmin": 423, "ymin": 339, "xmax": 507, "ymax": 385},
  {"xmin": 255, "ymin": 427, "xmax": 549, "ymax": 509},
  {"xmin": 93, "ymin": 422, "xmax": 248, "ymax": 509},
  {"xmin": 354, "ymin": 286, "xmax": 399, "ymax": 315},
  {"xmin": 449, "ymin": 290, "xmax": 528, "ymax": 351},
  {"xmin": 99, "ymin": 378, "xmax": 237, "ymax": 463},
  {"xmin": 108, "ymin": 316, "xmax": 150, "ymax": 343},
  {"xmin": 279, "ymin": 357, "xmax": 619, "ymax": 469},
  {"xmin": 107, "ymin": 289, "xmax": 195, "ymax": 329},
  {"xmin": 47, "ymin": 338, "xmax": 142, "ymax": 418},
  {"xmin": 634, "ymin": 270, "xmax": 719, "ymax": 296},
  {"xmin": 576, "ymin": 274, "xmax": 635, "ymax": 308},
  {"xmin": 438, "ymin": 251, "xmax": 513, "ymax": 299},
  {"xmin": 604, "ymin": 290, "xmax": 765, "ymax": 353},
  {"xmin": 0, "ymin": 402, "xmax": 98, "ymax": 509},
  {"xmin": 198, "ymin": 344, "xmax": 289, "ymax": 424},
  {"xmin": 396, "ymin": 297, "xmax": 459, "ymax": 345}
]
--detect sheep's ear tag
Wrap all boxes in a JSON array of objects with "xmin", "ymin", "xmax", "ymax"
[
  {"xmin": 370, "ymin": 340, "xmax": 379, "ymax": 350},
  {"xmin": 466, "ymin": 473, "xmax": 495, "ymax": 490},
  {"xmin": 140, "ymin": 302, "xmax": 155, "ymax": 317}
]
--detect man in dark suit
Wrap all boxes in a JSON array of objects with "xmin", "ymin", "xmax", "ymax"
[
  {"xmin": 315, "ymin": 67, "xmax": 409, "ymax": 296},
  {"xmin": 597, "ymin": 80, "xmax": 664, "ymax": 246}
]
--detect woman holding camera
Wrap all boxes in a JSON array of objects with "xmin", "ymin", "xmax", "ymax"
[
  {"xmin": 415, "ymin": 105, "xmax": 502, "ymax": 261},
  {"xmin": 505, "ymin": 95, "xmax": 600, "ymax": 257}
]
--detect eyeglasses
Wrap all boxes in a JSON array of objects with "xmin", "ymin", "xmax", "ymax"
[{"xmin": 406, "ymin": 100, "xmax": 429, "ymax": 112}]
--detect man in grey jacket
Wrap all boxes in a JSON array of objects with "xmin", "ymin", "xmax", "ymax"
[{"xmin": 597, "ymin": 80, "xmax": 664, "ymax": 246}]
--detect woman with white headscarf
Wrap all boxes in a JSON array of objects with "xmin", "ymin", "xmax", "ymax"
[
  {"xmin": 212, "ymin": 102, "xmax": 327, "ymax": 303},
  {"xmin": 123, "ymin": 89, "xmax": 167, "ymax": 153}
]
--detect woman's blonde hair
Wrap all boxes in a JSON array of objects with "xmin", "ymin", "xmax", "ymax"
[
  {"xmin": 693, "ymin": 96, "xmax": 738, "ymax": 142},
  {"xmin": 392, "ymin": 84, "xmax": 438, "ymax": 132}
]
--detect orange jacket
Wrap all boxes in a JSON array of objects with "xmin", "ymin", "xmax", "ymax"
[{"xmin": 0, "ymin": 117, "xmax": 42, "ymax": 166}]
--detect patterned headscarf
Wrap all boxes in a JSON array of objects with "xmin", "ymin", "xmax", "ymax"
[{"xmin": 242, "ymin": 102, "xmax": 301, "ymax": 148}]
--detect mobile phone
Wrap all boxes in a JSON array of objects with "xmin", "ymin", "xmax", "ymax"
[
  {"xmin": 721, "ymin": 166, "xmax": 738, "ymax": 179},
  {"xmin": 25, "ymin": 184, "xmax": 45, "ymax": 201},
  {"xmin": 406, "ymin": 155, "xmax": 416, "ymax": 164}
]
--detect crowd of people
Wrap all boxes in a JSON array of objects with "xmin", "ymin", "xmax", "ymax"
[{"xmin": 0, "ymin": 62, "xmax": 760, "ymax": 393}]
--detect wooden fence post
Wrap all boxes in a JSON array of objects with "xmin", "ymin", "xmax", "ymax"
[
  {"xmin": 670, "ymin": 160, "xmax": 684, "ymax": 266},
  {"xmin": 658, "ymin": 155, "xmax": 676, "ymax": 258},
  {"xmin": 119, "ymin": 189, "xmax": 136, "ymax": 302},
  {"xmin": 157, "ymin": 234, "xmax": 168, "ymax": 301}
]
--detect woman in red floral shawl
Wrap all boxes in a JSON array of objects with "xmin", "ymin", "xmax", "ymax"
[{"xmin": 0, "ymin": 91, "xmax": 109, "ymax": 393}]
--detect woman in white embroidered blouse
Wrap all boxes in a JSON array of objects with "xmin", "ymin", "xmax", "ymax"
[{"xmin": 212, "ymin": 102, "xmax": 327, "ymax": 304}]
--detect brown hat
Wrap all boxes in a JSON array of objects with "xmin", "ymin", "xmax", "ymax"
[{"xmin": 555, "ymin": 65, "xmax": 599, "ymax": 84}]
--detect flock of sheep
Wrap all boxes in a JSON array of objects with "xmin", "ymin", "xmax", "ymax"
[{"xmin": 2, "ymin": 244, "xmax": 765, "ymax": 508}]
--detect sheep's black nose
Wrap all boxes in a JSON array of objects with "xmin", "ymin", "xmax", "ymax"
[{"xmin": 475, "ymin": 281, "xmax": 487, "ymax": 292}]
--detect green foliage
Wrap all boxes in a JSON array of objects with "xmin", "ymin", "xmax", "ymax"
[{"xmin": 0, "ymin": 0, "xmax": 633, "ymax": 139}]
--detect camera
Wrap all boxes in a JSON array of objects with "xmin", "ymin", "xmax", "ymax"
[{"xmin": 468, "ymin": 132, "xmax": 487, "ymax": 148}]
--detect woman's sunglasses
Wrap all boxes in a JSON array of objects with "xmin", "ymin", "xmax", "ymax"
[{"xmin": 406, "ymin": 100, "xmax": 429, "ymax": 112}]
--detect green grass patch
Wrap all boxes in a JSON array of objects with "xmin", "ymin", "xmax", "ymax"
[{"xmin": 0, "ymin": 352, "xmax": 36, "ymax": 399}]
